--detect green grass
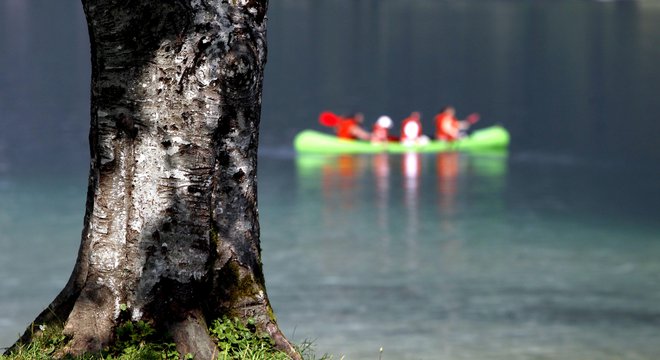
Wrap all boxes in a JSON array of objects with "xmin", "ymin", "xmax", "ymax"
[{"xmin": 1, "ymin": 318, "xmax": 334, "ymax": 360}]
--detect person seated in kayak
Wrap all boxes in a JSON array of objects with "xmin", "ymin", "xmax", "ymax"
[
  {"xmin": 370, "ymin": 115, "xmax": 393, "ymax": 143},
  {"xmin": 400, "ymin": 112, "xmax": 429, "ymax": 145},
  {"xmin": 335, "ymin": 112, "xmax": 371, "ymax": 140},
  {"xmin": 434, "ymin": 106, "xmax": 479, "ymax": 141}
]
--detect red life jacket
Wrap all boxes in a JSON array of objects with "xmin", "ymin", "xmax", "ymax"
[
  {"xmin": 371, "ymin": 124, "xmax": 389, "ymax": 142},
  {"xmin": 336, "ymin": 118, "xmax": 358, "ymax": 139},
  {"xmin": 435, "ymin": 113, "xmax": 460, "ymax": 141},
  {"xmin": 401, "ymin": 116, "xmax": 422, "ymax": 142}
]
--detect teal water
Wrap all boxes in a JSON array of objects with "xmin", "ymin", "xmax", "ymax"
[
  {"xmin": 2, "ymin": 0, "xmax": 660, "ymax": 359},
  {"xmin": 1, "ymin": 154, "xmax": 659, "ymax": 358},
  {"xmin": 259, "ymin": 153, "xmax": 660, "ymax": 359}
]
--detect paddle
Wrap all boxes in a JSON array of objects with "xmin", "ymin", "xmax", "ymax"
[
  {"xmin": 319, "ymin": 111, "xmax": 342, "ymax": 127},
  {"xmin": 466, "ymin": 113, "xmax": 481, "ymax": 125}
]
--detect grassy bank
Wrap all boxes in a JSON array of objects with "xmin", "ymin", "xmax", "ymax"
[{"xmin": 1, "ymin": 317, "xmax": 331, "ymax": 360}]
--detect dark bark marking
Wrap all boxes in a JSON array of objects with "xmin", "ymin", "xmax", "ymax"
[
  {"xmin": 219, "ymin": 38, "xmax": 260, "ymax": 103},
  {"xmin": 100, "ymin": 85, "xmax": 127, "ymax": 104},
  {"xmin": 245, "ymin": 0, "xmax": 268, "ymax": 24},
  {"xmin": 177, "ymin": 35, "xmax": 214, "ymax": 93},
  {"xmin": 232, "ymin": 169, "xmax": 245, "ymax": 183},
  {"xmin": 116, "ymin": 113, "xmax": 138, "ymax": 139}
]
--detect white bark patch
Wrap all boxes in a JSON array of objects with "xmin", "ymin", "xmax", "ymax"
[
  {"xmin": 114, "ymin": 54, "xmax": 218, "ymax": 310},
  {"xmin": 164, "ymin": 169, "xmax": 190, "ymax": 183},
  {"xmin": 164, "ymin": 136, "xmax": 189, "ymax": 156},
  {"xmin": 195, "ymin": 63, "xmax": 217, "ymax": 86},
  {"xmin": 90, "ymin": 247, "xmax": 121, "ymax": 271},
  {"xmin": 131, "ymin": 138, "xmax": 164, "ymax": 233},
  {"xmin": 103, "ymin": 279, "xmax": 122, "ymax": 318},
  {"xmin": 112, "ymin": 294, "xmax": 122, "ymax": 319},
  {"xmin": 131, "ymin": 307, "xmax": 143, "ymax": 321}
]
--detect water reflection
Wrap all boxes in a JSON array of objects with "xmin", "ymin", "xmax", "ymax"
[
  {"xmin": 371, "ymin": 154, "xmax": 391, "ymax": 270},
  {"xmin": 436, "ymin": 152, "xmax": 460, "ymax": 215},
  {"xmin": 291, "ymin": 151, "xmax": 516, "ymax": 357},
  {"xmin": 401, "ymin": 152, "xmax": 421, "ymax": 270},
  {"xmin": 294, "ymin": 149, "xmax": 512, "ymax": 282},
  {"xmin": 295, "ymin": 150, "xmax": 509, "ymax": 243},
  {"xmin": 320, "ymin": 155, "xmax": 365, "ymax": 211},
  {"xmin": 435, "ymin": 152, "xmax": 462, "ymax": 267}
]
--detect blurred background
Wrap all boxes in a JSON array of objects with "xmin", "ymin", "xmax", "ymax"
[{"xmin": 1, "ymin": 0, "xmax": 659, "ymax": 359}]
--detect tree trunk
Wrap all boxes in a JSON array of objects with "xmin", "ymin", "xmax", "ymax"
[{"xmin": 10, "ymin": 0, "xmax": 299, "ymax": 358}]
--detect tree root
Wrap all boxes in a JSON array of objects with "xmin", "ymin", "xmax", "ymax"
[
  {"xmin": 265, "ymin": 322, "xmax": 303, "ymax": 360},
  {"xmin": 169, "ymin": 311, "xmax": 219, "ymax": 359}
]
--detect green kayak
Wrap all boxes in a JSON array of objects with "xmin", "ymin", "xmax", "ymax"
[{"xmin": 293, "ymin": 125, "xmax": 510, "ymax": 154}]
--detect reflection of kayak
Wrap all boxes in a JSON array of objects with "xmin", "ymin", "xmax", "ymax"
[{"xmin": 294, "ymin": 125, "xmax": 509, "ymax": 154}]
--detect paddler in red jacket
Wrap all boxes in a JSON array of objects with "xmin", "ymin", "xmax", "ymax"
[
  {"xmin": 400, "ymin": 112, "xmax": 426, "ymax": 145},
  {"xmin": 335, "ymin": 113, "xmax": 370, "ymax": 140},
  {"xmin": 435, "ymin": 106, "xmax": 479, "ymax": 141}
]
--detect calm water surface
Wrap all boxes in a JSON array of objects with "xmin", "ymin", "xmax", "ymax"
[{"xmin": 2, "ymin": 1, "xmax": 660, "ymax": 359}]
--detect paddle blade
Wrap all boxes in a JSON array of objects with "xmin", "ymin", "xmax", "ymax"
[
  {"xmin": 319, "ymin": 111, "xmax": 341, "ymax": 127},
  {"xmin": 466, "ymin": 113, "xmax": 481, "ymax": 124}
]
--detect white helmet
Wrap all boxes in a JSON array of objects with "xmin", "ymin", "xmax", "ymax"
[{"xmin": 376, "ymin": 115, "xmax": 393, "ymax": 129}]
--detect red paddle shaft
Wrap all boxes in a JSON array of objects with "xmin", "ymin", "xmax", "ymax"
[{"xmin": 466, "ymin": 113, "xmax": 480, "ymax": 124}]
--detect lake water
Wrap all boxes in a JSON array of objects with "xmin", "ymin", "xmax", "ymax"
[{"xmin": 1, "ymin": 1, "xmax": 660, "ymax": 359}]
